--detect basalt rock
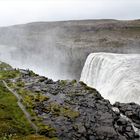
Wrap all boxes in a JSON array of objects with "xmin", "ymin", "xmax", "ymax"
[
  {"xmin": 8, "ymin": 71, "xmax": 139, "ymax": 140},
  {"xmin": 114, "ymin": 102, "xmax": 140, "ymax": 130}
]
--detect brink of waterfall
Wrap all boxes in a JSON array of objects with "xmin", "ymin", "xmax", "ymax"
[{"xmin": 80, "ymin": 53, "xmax": 140, "ymax": 104}]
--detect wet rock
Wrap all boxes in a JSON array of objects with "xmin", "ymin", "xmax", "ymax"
[
  {"xmin": 117, "ymin": 118, "xmax": 127, "ymax": 125},
  {"xmin": 77, "ymin": 124, "xmax": 86, "ymax": 134},
  {"xmin": 95, "ymin": 126, "xmax": 118, "ymax": 139},
  {"xmin": 114, "ymin": 102, "xmax": 140, "ymax": 126},
  {"xmin": 89, "ymin": 135, "xmax": 96, "ymax": 140}
]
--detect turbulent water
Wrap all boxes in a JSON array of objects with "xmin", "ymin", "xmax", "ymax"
[{"xmin": 80, "ymin": 53, "xmax": 140, "ymax": 104}]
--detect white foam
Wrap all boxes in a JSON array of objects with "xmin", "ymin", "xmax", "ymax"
[{"xmin": 80, "ymin": 53, "xmax": 140, "ymax": 104}]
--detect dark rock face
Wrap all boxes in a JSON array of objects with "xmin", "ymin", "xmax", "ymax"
[
  {"xmin": 114, "ymin": 102, "xmax": 140, "ymax": 131},
  {"xmin": 8, "ymin": 71, "xmax": 140, "ymax": 140}
]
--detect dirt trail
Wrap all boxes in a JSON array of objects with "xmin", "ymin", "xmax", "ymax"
[{"xmin": 2, "ymin": 80, "xmax": 39, "ymax": 133}]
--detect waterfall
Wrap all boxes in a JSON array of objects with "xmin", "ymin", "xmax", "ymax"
[{"xmin": 80, "ymin": 53, "xmax": 140, "ymax": 104}]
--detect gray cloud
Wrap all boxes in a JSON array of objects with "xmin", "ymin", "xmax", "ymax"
[{"xmin": 0, "ymin": 0, "xmax": 139, "ymax": 26}]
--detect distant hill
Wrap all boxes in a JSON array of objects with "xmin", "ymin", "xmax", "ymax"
[{"xmin": 0, "ymin": 19, "xmax": 140, "ymax": 79}]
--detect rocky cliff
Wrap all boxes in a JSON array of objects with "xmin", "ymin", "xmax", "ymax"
[
  {"xmin": 0, "ymin": 20, "xmax": 140, "ymax": 79},
  {"xmin": 0, "ymin": 62, "xmax": 139, "ymax": 140}
]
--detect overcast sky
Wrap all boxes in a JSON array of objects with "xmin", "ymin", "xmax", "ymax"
[{"xmin": 0, "ymin": 0, "xmax": 139, "ymax": 26}]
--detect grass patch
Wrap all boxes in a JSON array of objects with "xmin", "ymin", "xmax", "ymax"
[
  {"xmin": 0, "ymin": 70, "xmax": 21, "ymax": 80},
  {"xmin": 0, "ymin": 62, "xmax": 12, "ymax": 70},
  {"xmin": 0, "ymin": 81, "xmax": 34, "ymax": 139},
  {"xmin": 46, "ymin": 103, "xmax": 80, "ymax": 119}
]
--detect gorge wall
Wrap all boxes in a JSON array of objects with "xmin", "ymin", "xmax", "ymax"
[{"xmin": 0, "ymin": 20, "xmax": 140, "ymax": 80}]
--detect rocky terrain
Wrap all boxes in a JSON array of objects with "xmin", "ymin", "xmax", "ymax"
[
  {"xmin": 0, "ymin": 20, "xmax": 140, "ymax": 79},
  {"xmin": 114, "ymin": 102, "xmax": 140, "ymax": 131},
  {"xmin": 0, "ymin": 62, "xmax": 139, "ymax": 140}
]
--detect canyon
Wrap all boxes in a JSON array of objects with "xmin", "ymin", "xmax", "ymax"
[
  {"xmin": 0, "ymin": 19, "xmax": 140, "ymax": 139},
  {"xmin": 0, "ymin": 20, "xmax": 140, "ymax": 80}
]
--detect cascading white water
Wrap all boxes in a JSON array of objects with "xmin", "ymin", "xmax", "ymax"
[{"xmin": 80, "ymin": 53, "xmax": 140, "ymax": 104}]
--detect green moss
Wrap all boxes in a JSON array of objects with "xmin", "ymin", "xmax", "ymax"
[
  {"xmin": 8, "ymin": 81, "xmax": 25, "ymax": 90},
  {"xmin": 39, "ymin": 125, "xmax": 57, "ymax": 138},
  {"xmin": 34, "ymin": 93, "xmax": 50, "ymax": 102},
  {"xmin": 11, "ymin": 134, "xmax": 58, "ymax": 140},
  {"xmin": 17, "ymin": 88, "xmax": 51, "ymax": 131},
  {"xmin": 18, "ymin": 89, "xmax": 36, "ymax": 97},
  {"xmin": 16, "ymin": 81, "xmax": 25, "ymax": 87},
  {"xmin": 59, "ymin": 80, "xmax": 67, "ymax": 86},
  {"xmin": 63, "ymin": 108, "xmax": 80, "ymax": 119},
  {"xmin": 28, "ymin": 70, "xmax": 37, "ymax": 77},
  {"xmin": 47, "ymin": 103, "xmax": 80, "ymax": 119},
  {"xmin": 23, "ymin": 95, "xmax": 36, "ymax": 109},
  {"xmin": 7, "ymin": 82, "xmax": 17, "ymax": 89},
  {"xmin": 71, "ymin": 79, "xmax": 77, "ymax": 85},
  {"xmin": 22, "ymin": 93, "xmax": 49, "ymax": 111},
  {"xmin": 18, "ymin": 89, "xmax": 49, "ymax": 103},
  {"xmin": 0, "ymin": 70, "xmax": 21, "ymax": 80}
]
